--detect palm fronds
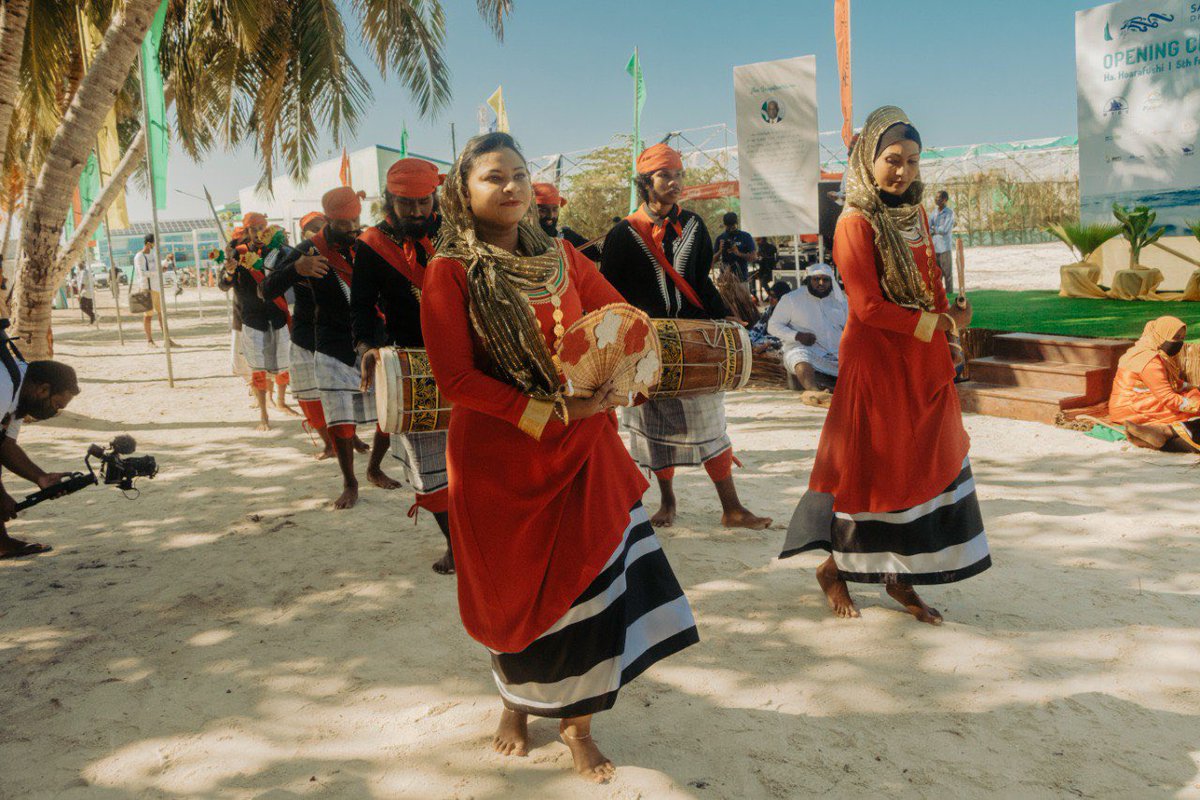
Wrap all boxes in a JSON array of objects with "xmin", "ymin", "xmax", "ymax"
[{"xmin": 1045, "ymin": 221, "xmax": 1122, "ymax": 261}]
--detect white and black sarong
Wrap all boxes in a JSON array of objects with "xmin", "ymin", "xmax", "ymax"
[
  {"xmin": 314, "ymin": 352, "xmax": 377, "ymax": 428},
  {"xmin": 390, "ymin": 430, "xmax": 448, "ymax": 497},
  {"xmin": 241, "ymin": 324, "xmax": 290, "ymax": 374},
  {"xmin": 491, "ymin": 503, "xmax": 699, "ymax": 718},
  {"xmin": 780, "ymin": 459, "xmax": 991, "ymax": 584},
  {"xmin": 621, "ymin": 394, "xmax": 732, "ymax": 471},
  {"xmin": 288, "ymin": 343, "xmax": 320, "ymax": 401}
]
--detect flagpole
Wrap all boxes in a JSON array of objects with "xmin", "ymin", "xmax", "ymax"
[
  {"xmin": 138, "ymin": 50, "xmax": 175, "ymax": 388},
  {"xmin": 450, "ymin": 123, "xmax": 458, "ymax": 159},
  {"xmin": 630, "ymin": 47, "xmax": 640, "ymax": 214},
  {"xmin": 201, "ymin": 185, "xmax": 234, "ymax": 325}
]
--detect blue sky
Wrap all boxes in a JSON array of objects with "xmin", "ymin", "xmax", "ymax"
[{"xmin": 130, "ymin": 0, "xmax": 1111, "ymax": 221}]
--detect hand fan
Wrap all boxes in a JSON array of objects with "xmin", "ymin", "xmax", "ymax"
[{"xmin": 556, "ymin": 303, "xmax": 661, "ymax": 405}]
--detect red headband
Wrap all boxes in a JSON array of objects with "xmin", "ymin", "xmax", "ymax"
[
  {"xmin": 386, "ymin": 158, "xmax": 442, "ymax": 198},
  {"xmin": 533, "ymin": 182, "xmax": 567, "ymax": 208},
  {"xmin": 321, "ymin": 186, "xmax": 362, "ymax": 221},
  {"xmin": 636, "ymin": 143, "xmax": 683, "ymax": 175}
]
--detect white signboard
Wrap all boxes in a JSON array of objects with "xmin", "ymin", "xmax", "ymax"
[
  {"xmin": 1077, "ymin": 0, "xmax": 1200, "ymax": 234},
  {"xmin": 733, "ymin": 56, "xmax": 819, "ymax": 236}
]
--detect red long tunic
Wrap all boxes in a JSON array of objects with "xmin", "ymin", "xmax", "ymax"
[
  {"xmin": 421, "ymin": 244, "xmax": 650, "ymax": 653},
  {"xmin": 810, "ymin": 209, "xmax": 970, "ymax": 513}
]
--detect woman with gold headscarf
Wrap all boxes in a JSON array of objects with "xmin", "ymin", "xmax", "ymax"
[
  {"xmin": 780, "ymin": 106, "xmax": 990, "ymax": 625},
  {"xmin": 420, "ymin": 133, "xmax": 698, "ymax": 784},
  {"xmin": 1109, "ymin": 316, "xmax": 1200, "ymax": 452}
]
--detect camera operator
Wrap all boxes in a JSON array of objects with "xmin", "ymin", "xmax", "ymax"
[{"xmin": 0, "ymin": 358, "xmax": 80, "ymax": 559}]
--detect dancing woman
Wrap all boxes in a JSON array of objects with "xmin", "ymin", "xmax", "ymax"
[
  {"xmin": 780, "ymin": 106, "xmax": 990, "ymax": 624},
  {"xmin": 421, "ymin": 133, "xmax": 699, "ymax": 782}
]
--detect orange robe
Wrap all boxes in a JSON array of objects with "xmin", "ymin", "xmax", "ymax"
[
  {"xmin": 1108, "ymin": 356, "xmax": 1200, "ymax": 425},
  {"xmin": 810, "ymin": 209, "xmax": 970, "ymax": 513},
  {"xmin": 421, "ymin": 243, "xmax": 649, "ymax": 653}
]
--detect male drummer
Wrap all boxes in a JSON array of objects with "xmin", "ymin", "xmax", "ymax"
[
  {"xmin": 534, "ymin": 182, "xmax": 602, "ymax": 262},
  {"xmin": 600, "ymin": 143, "xmax": 770, "ymax": 531},
  {"xmin": 269, "ymin": 187, "xmax": 397, "ymax": 509},
  {"xmin": 352, "ymin": 158, "xmax": 453, "ymax": 574}
]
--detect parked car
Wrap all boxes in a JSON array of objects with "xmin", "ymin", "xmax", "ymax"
[{"xmin": 88, "ymin": 262, "xmax": 110, "ymax": 289}]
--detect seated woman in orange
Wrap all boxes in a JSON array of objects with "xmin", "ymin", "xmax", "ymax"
[
  {"xmin": 421, "ymin": 132, "xmax": 698, "ymax": 783},
  {"xmin": 1108, "ymin": 316, "xmax": 1200, "ymax": 452}
]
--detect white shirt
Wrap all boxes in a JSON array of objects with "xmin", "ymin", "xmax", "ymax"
[
  {"xmin": 133, "ymin": 250, "xmax": 162, "ymax": 292},
  {"xmin": 76, "ymin": 269, "xmax": 95, "ymax": 299},
  {"xmin": 929, "ymin": 206, "xmax": 955, "ymax": 254},
  {"xmin": 768, "ymin": 283, "xmax": 848, "ymax": 368},
  {"xmin": 0, "ymin": 357, "xmax": 27, "ymax": 442}
]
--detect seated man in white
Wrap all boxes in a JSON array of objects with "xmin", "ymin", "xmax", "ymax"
[{"xmin": 767, "ymin": 263, "xmax": 847, "ymax": 400}]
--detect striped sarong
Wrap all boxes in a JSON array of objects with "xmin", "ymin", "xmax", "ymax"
[
  {"xmin": 314, "ymin": 351, "xmax": 376, "ymax": 428},
  {"xmin": 241, "ymin": 324, "xmax": 290, "ymax": 374},
  {"xmin": 781, "ymin": 459, "xmax": 991, "ymax": 585},
  {"xmin": 490, "ymin": 503, "xmax": 699, "ymax": 718},
  {"xmin": 390, "ymin": 430, "xmax": 448, "ymax": 496},
  {"xmin": 621, "ymin": 394, "xmax": 731, "ymax": 472},
  {"xmin": 288, "ymin": 343, "xmax": 320, "ymax": 401}
]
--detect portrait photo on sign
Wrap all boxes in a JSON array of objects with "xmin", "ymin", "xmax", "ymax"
[{"xmin": 761, "ymin": 99, "xmax": 783, "ymax": 124}]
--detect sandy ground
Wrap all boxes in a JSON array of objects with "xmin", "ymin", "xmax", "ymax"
[{"xmin": 1, "ymin": 279, "xmax": 1199, "ymax": 799}]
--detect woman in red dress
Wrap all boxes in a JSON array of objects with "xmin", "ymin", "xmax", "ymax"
[
  {"xmin": 780, "ymin": 106, "xmax": 990, "ymax": 624},
  {"xmin": 421, "ymin": 133, "xmax": 699, "ymax": 783}
]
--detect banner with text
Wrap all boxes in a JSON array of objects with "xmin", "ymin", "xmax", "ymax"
[
  {"xmin": 733, "ymin": 56, "xmax": 819, "ymax": 236},
  {"xmin": 1077, "ymin": 0, "xmax": 1200, "ymax": 234}
]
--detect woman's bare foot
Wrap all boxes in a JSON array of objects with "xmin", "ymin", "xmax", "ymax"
[
  {"xmin": 353, "ymin": 436, "xmax": 370, "ymax": 454},
  {"xmin": 816, "ymin": 556, "xmax": 860, "ymax": 618},
  {"xmin": 492, "ymin": 708, "xmax": 529, "ymax": 757},
  {"xmin": 650, "ymin": 501, "xmax": 676, "ymax": 527},
  {"xmin": 559, "ymin": 719, "xmax": 614, "ymax": 783},
  {"xmin": 432, "ymin": 548, "xmax": 455, "ymax": 575},
  {"xmin": 315, "ymin": 445, "xmax": 335, "ymax": 461},
  {"xmin": 256, "ymin": 418, "xmax": 271, "ymax": 432},
  {"xmin": 333, "ymin": 482, "xmax": 359, "ymax": 510},
  {"xmin": 886, "ymin": 583, "xmax": 943, "ymax": 625},
  {"xmin": 720, "ymin": 507, "xmax": 772, "ymax": 530},
  {"xmin": 366, "ymin": 468, "xmax": 401, "ymax": 490}
]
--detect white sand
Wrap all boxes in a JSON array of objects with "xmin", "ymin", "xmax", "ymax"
[{"xmin": 1, "ymin": 285, "xmax": 1198, "ymax": 799}]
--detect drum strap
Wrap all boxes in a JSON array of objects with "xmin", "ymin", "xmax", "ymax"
[
  {"xmin": 312, "ymin": 232, "xmax": 357, "ymax": 306},
  {"xmin": 625, "ymin": 208, "xmax": 705, "ymax": 312},
  {"xmin": 357, "ymin": 227, "xmax": 432, "ymax": 290},
  {"xmin": 244, "ymin": 267, "xmax": 293, "ymax": 330}
]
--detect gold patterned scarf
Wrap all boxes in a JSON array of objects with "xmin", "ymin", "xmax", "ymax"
[
  {"xmin": 436, "ymin": 156, "xmax": 562, "ymax": 400},
  {"xmin": 843, "ymin": 105, "xmax": 935, "ymax": 311}
]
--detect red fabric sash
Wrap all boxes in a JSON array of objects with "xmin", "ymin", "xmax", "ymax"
[
  {"xmin": 311, "ymin": 231, "xmax": 355, "ymax": 289},
  {"xmin": 357, "ymin": 226, "xmax": 433, "ymax": 290},
  {"xmin": 244, "ymin": 262, "xmax": 292, "ymax": 329},
  {"xmin": 624, "ymin": 206, "xmax": 704, "ymax": 310}
]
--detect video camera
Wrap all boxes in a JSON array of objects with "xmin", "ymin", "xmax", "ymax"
[{"xmin": 13, "ymin": 435, "xmax": 157, "ymax": 512}]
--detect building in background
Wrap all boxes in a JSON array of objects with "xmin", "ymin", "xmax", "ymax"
[{"xmin": 93, "ymin": 218, "xmax": 222, "ymax": 280}]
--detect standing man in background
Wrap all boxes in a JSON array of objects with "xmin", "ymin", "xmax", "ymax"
[
  {"xmin": 930, "ymin": 190, "xmax": 955, "ymax": 295},
  {"xmin": 133, "ymin": 235, "xmax": 179, "ymax": 347},
  {"xmin": 714, "ymin": 212, "xmax": 756, "ymax": 284}
]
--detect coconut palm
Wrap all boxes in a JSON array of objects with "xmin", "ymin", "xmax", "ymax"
[
  {"xmin": 1045, "ymin": 221, "xmax": 1123, "ymax": 263},
  {"xmin": 1112, "ymin": 202, "xmax": 1166, "ymax": 268},
  {"xmin": 7, "ymin": 0, "xmax": 514, "ymax": 359}
]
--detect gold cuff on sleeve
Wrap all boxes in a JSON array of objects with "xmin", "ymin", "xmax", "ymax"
[
  {"xmin": 914, "ymin": 311, "xmax": 939, "ymax": 343},
  {"xmin": 517, "ymin": 397, "xmax": 554, "ymax": 440}
]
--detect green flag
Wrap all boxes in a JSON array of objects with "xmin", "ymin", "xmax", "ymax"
[
  {"xmin": 79, "ymin": 152, "xmax": 104, "ymax": 240},
  {"xmin": 140, "ymin": 0, "xmax": 169, "ymax": 210},
  {"xmin": 400, "ymin": 123, "xmax": 409, "ymax": 158},
  {"xmin": 626, "ymin": 49, "xmax": 646, "ymax": 213}
]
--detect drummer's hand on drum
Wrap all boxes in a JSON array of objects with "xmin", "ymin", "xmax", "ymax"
[
  {"xmin": 565, "ymin": 380, "xmax": 621, "ymax": 421},
  {"xmin": 295, "ymin": 254, "xmax": 330, "ymax": 278},
  {"xmin": 359, "ymin": 348, "xmax": 380, "ymax": 392}
]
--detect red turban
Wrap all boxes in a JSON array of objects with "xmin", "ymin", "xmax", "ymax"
[
  {"xmin": 299, "ymin": 211, "xmax": 326, "ymax": 231},
  {"xmin": 533, "ymin": 183, "xmax": 567, "ymax": 208},
  {"xmin": 232, "ymin": 226, "xmax": 246, "ymax": 239},
  {"xmin": 242, "ymin": 212, "xmax": 268, "ymax": 228},
  {"xmin": 636, "ymin": 143, "xmax": 684, "ymax": 176},
  {"xmin": 386, "ymin": 158, "xmax": 442, "ymax": 198},
  {"xmin": 321, "ymin": 186, "xmax": 362, "ymax": 221}
]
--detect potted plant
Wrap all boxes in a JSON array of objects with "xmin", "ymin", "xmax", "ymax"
[
  {"xmin": 1046, "ymin": 221, "xmax": 1122, "ymax": 264},
  {"xmin": 1112, "ymin": 203, "xmax": 1165, "ymax": 268}
]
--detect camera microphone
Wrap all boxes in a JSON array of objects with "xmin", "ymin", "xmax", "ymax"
[{"xmin": 109, "ymin": 434, "xmax": 137, "ymax": 455}]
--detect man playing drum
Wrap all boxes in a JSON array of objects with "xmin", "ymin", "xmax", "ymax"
[
  {"xmin": 600, "ymin": 144, "xmax": 770, "ymax": 531},
  {"xmin": 353, "ymin": 158, "xmax": 454, "ymax": 575}
]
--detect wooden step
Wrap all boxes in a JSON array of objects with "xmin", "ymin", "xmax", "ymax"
[
  {"xmin": 956, "ymin": 381, "xmax": 1084, "ymax": 425},
  {"xmin": 992, "ymin": 332, "xmax": 1132, "ymax": 368},
  {"xmin": 967, "ymin": 356, "xmax": 1110, "ymax": 398}
]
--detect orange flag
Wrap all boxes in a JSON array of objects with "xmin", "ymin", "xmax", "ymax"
[
  {"xmin": 339, "ymin": 148, "xmax": 352, "ymax": 187},
  {"xmin": 835, "ymin": 0, "xmax": 853, "ymax": 148}
]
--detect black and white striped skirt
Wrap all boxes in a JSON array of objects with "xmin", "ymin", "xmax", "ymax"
[
  {"xmin": 490, "ymin": 503, "xmax": 699, "ymax": 718},
  {"xmin": 780, "ymin": 459, "xmax": 991, "ymax": 584},
  {"xmin": 390, "ymin": 431, "xmax": 448, "ymax": 496},
  {"xmin": 314, "ymin": 351, "xmax": 377, "ymax": 428},
  {"xmin": 241, "ymin": 324, "xmax": 290, "ymax": 373},
  {"xmin": 288, "ymin": 343, "xmax": 320, "ymax": 401}
]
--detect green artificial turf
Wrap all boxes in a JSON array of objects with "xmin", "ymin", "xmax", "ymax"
[{"xmin": 968, "ymin": 290, "xmax": 1200, "ymax": 340}]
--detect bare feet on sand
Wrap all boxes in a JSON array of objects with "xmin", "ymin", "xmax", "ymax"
[
  {"xmin": 650, "ymin": 501, "xmax": 676, "ymax": 527},
  {"xmin": 560, "ymin": 719, "xmax": 615, "ymax": 783},
  {"xmin": 353, "ymin": 436, "xmax": 370, "ymax": 454},
  {"xmin": 274, "ymin": 400, "xmax": 301, "ymax": 417},
  {"xmin": 492, "ymin": 709, "xmax": 528, "ymax": 757},
  {"xmin": 0, "ymin": 535, "xmax": 52, "ymax": 560},
  {"xmin": 432, "ymin": 548, "xmax": 455, "ymax": 575},
  {"xmin": 256, "ymin": 420, "xmax": 271, "ymax": 432},
  {"xmin": 721, "ymin": 507, "xmax": 772, "ymax": 530},
  {"xmin": 333, "ymin": 483, "xmax": 358, "ymax": 510},
  {"xmin": 315, "ymin": 446, "xmax": 335, "ymax": 461},
  {"xmin": 816, "ymin": 556, "xmax": 860, "ymax": 618},
  {"xmin": 887, "ymin": 583, "xmax": 944, "ymax": 625},
  {"xmin": 366, "ymin": 468, "xmax": 401, "ymax": 490}
]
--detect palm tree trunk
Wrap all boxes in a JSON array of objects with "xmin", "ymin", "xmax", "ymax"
[
  {"xmin": 0, "ymin": 0, "xmax": 31, "ymax": 159},
  {"xmin": 13, "ymin": 0, "xmax": 162, "ymax": 358},
  {"xmin": 56, "ymin": 127, "xmax": 145, "ymax": 275}
]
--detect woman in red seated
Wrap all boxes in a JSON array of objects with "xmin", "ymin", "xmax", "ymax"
[
  {"xmin": 420, "ymin": 132, "xmax": 698, "ymax": 784},
  {"xmin": 1109, "ymin": 316, "xmax": 1200, "ymax": 452}
]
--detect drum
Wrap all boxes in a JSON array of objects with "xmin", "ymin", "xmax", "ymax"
[
  {"xmin": 374, "ymin": 347, "xmax": 451, "ymax": 434},
  {"xmin": 649, "ymin": 319, "xmax": 752, "ymax": 398}
]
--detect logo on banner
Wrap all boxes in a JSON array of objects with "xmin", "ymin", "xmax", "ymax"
[
  {"xmin": 1104, "ymin": 96, "xmax": 1130, "ymax": 116},
  {"xmin": 1117, "ymin": 12, "xmax": 1175, "ymax": 36}
]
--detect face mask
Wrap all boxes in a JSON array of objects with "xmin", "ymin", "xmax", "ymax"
[
  {"xmin": 1161, "ymin": 339, "xmax": 1184, "ymax": 357},
  {"xmin": 807, "ymin": 282, "xmax": 832, "ymax": 299}
]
